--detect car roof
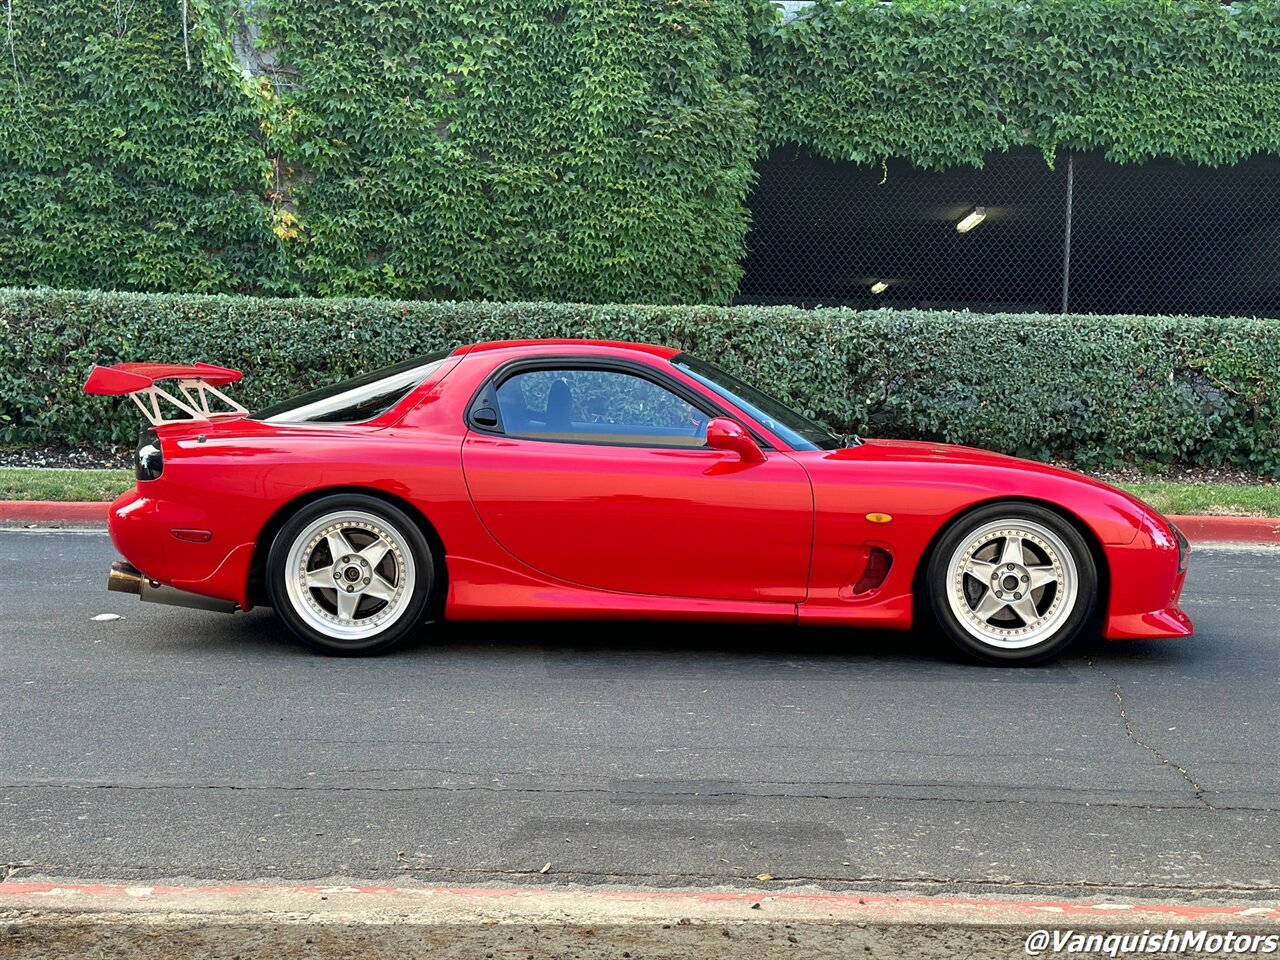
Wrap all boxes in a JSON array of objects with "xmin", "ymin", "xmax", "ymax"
[{"xmin": 456, "ymin": 339, "xmax": 679, "ymax": 360}]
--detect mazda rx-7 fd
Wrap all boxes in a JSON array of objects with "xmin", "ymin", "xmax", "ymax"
[{"xmin": 86, "ymin": 340, "xmax": 1191, "ymax": 664}]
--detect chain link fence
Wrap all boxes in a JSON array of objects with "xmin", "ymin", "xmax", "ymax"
[{"xmin": 739, "ymin": 146, "xmax": 1280, "ymax": 317}]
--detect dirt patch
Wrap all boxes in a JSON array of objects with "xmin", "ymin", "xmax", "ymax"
[
  {"xmin": 0, "ymin": 915, "xmax": 1192, "ymax": 960},
  {"xmin": 1064, "ymin": 462, "xmax": 1278, "ymax": 487},
  {"xmin": 0, "ymin": 445, "xmax": 131, "ymax": 470}
]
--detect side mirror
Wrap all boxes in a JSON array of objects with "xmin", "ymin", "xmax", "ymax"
[{"xmin": 706, "ymin": 417, "xmax": 766, "ymax": 463}]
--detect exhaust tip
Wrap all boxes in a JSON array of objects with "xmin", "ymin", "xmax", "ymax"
[
  {"xmin": 107, "ymin": 559, "xmax": 237, "ymax": 614},
  {"xmin": 108, "ymin": 560, "xmax": 143, "ymax": 596}
]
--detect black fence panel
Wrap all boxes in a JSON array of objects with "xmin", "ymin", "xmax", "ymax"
[
  {"xmin": 1069, "ymin": 153, "xmax": 1280, "ymax": 317},
  {"xmin": 740, "ymin": 146, "xmax": 1280, "ymax": 317}
]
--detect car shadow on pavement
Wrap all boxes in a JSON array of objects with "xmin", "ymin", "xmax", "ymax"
[{"xmin": 408, "ymin": 617, "xmax": 1198, "ymax": 675}]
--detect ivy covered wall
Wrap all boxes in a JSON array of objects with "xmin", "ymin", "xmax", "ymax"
[
  {"xmin": 2, "ymin": 0, "xmax": 1279, "ymax": 303},
  {"xmin": 755, "ymin": 0, "xmax": 1280, "ymax": 170},
  {"xmin": 0, "ymin": 0, "xmax": 284, "ymax": 292},
  {"xmin": 0, "ymin": 0, "xmax": 762, "ymax": 302},
  {"xmin": 259, "ymin": 0, "xmax": 760, "ymax": 302}
]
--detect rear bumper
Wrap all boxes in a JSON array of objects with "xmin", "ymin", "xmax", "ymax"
[
  {"xmin": 107, "ymin": 490, "xmax": 169, "ymax": 582},
  {"xmin": 107, "ymin": 489, "xmax": 254, "ymax": 609}
]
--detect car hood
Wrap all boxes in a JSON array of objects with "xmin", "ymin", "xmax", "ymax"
[
  {"xmin": 822, "ymin": 438, "xmax": 1165, "ymax": 524},
  {"xmin": 827, "ymin": 438, "xmax": 1033, "ymax": 468},
  {"xmin": 825, "ymin": 437, "xmax": 1149, "ymax": 493}
]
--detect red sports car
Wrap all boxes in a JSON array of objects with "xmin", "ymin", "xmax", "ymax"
[{"xmin": 86, "ymin": 339, "xmax": 1191, "ymax": 664}]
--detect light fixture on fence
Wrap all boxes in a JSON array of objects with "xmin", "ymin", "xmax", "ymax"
[
  {"xmin": 870, "ymin": 280, "xmax": 889, "ymax": 295},
  {"xmin": 955, "ymin": 206, "xmax": 987, "ymax": 233}
]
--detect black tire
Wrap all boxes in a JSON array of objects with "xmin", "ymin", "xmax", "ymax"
[
  {"xmin": 266, "ymin": 494, "xmax": 437, "ymax": 655},
  {"xmin": 926, "ymin": 502, "xmax": 1098, "ymax": 665}
]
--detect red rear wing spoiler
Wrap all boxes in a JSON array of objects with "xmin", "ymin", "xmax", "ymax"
[{"xmin": 83, "ymin": 362, "xmax": 247, "ymax": 426}]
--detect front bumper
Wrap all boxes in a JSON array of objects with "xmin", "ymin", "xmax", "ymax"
[{"xmin": 1101, "ymin": 516, "xmax": 1193, "ymax": 640}]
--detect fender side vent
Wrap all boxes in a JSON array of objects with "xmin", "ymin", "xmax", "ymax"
[{"xmin": 851, "ymin": 547, "xmax": 893, "ymax": 595}]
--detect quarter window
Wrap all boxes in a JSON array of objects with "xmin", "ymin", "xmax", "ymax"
[
  {"xmin": 492, "ymin": 368, "xmax": 709, "ymax": 447},
  {"xmin": 254, "ymin": 352, "xmax": 449, "ymax": 424}
]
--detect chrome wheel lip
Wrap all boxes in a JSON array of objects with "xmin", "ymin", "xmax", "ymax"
[
  {"xmin": 283, "ymin": 509, "xmax": 416, "ymax": 643},
  {"xmin": 945, "ymin": 518, "xmax": 1079, "ymax": 650}
]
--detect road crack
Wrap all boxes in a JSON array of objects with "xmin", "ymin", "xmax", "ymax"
[{"xmin": 1088, "ymin": 658, "xmax": 1212, "ymax": 809}]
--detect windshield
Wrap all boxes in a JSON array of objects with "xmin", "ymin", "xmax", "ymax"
[
  {"xmin": 671, "ymin": 353, "xmax": 843, "ymax": 451},
  {"xmin": 253, "ymin": 352, "xmax": 449, "ymax": 424}
]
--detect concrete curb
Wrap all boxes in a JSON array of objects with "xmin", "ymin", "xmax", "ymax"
[
  {"xmin": 1168, "ymin": 514, "xmax": 1280, "ymax": 544},
  {"xmin": 2, "ymin": 502, "xmax": 1278, "ymax": 544},
  {"xmin": 2, "ymin": 881, "xmax": 1277, "ymax": 926}
]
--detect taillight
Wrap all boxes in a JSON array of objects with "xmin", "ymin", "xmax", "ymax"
[
  {"xmin": 1172, "ymin": 522, "xmax": 1190, "ymax": 575},
  {"xmin": 136, "ymin": 428, "xmax": 163, "ymax": 481}
]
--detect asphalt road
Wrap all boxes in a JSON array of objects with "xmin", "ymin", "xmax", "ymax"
[{"xmin": 2, "ymin": 529, "xmax": 1278, "ymax": 897}]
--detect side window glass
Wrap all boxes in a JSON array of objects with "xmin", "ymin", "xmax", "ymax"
[{"xmin": 493, "ymin": 368, "xmax": 708, "ymax": 447}]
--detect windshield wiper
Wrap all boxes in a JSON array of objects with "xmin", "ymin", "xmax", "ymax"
[{"xmin": 837, "ymin": 432, "xmax": 863, "ymax": 448}]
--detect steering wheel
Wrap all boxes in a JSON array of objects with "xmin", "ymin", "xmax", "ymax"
[{"xmin": 688, "ymin": 410, "xmax": 710, "ymax": 438}]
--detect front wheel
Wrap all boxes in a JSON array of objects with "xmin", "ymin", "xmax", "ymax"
[
  {"xmin": 267, "ymin": 495, "xmax": 436, "ymax": 655},
  {"xmin": 927, "ymin": 503, "xmax": 1097, "ymax": 665}
]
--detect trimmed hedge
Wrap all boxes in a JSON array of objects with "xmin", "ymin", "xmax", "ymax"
[{"xmin": 2, "ymin": 287, "xmax": 1277, "ymax": 473}]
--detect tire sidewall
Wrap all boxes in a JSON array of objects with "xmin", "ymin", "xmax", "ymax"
[
  {"xmin": 267, "ymin": 494, "xmax": 435, "ymax": 655},
  {"xmin": 927, "ymin": 503, "xmax": 1097, "ymax": 665}
]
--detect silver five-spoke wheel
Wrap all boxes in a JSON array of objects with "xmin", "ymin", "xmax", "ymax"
[
  {"xmin": 928, "ymin": 504, "xmax": 1097, "ymax": 664},
  {"xmin": 267, "ymin": 495, "xmax": 436, "ymax": 655},
  {"xmin": 945, "ymin": 519, "xmax": 1077, "ymax": 649},
  {"xmin": 284, "ymin": 510, "xmax": 416, "ymax": 641}
]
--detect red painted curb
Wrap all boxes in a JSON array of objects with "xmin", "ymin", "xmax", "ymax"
[
  {"xmin": 1169, "ymin": 514, "xmax": 1280, "ymax": 544},
  {"xmin": 0, "ymin": 881, "xmax": 1277, "ymax": 923},
  {"xmin": 1, "ymin": 502, "xmax": 1277, "ymax": 544},
  {"xmin": 0, "ymin": 500, "xmax": 111, "ymax": 522}
]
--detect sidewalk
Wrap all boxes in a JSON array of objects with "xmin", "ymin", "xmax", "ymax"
[{"xmin": 2, "ymin": 881, "xmax": 1277, "ymax": 960}]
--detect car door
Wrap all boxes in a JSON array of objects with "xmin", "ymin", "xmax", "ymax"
[{"xmin": 460, "ymin": 359, "xmax": 813, "ymax": 603}]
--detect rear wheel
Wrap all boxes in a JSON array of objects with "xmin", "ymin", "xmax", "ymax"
[
  {"xmin": 267, "ymin": 495, "xmax": 435, "ymax": 655},
  {"xmin": 927, "ymin": 503, "xmax": 1097, "ymax": 664}
]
